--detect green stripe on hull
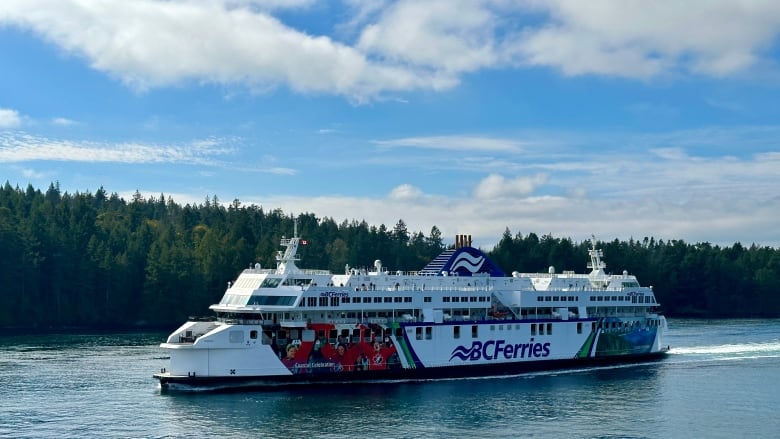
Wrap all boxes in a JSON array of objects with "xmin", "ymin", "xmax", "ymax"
[
  {"xmin": 576, "ymin": 329, "xmax": 598, "ymax": 358},
  {"xmin": 391, "ymin": 322, "xmax": 417, "ymax": 369}
]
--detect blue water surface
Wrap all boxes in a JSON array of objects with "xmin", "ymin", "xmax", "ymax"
[{"xmin": 0, "ymin": 319, "xmax": 778, "ymax": 438}]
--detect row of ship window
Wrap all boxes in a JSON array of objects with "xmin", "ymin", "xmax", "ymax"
[
  {"xmin": 414, "ymin": 322, "xmax": 574, "ymax": 340},
  {"xmin": 304, "ymin": 296, "xmax": 415, "ymax": 306},
  {"xmin": 536, "ymin": 295, "xmax": 656, "ymax": 304},
  {"xmin": 302, "ymin": 295, "xmax": 491, "ymax": 307},
  {"xmin": 414, "ymin": 319, "xmax": 660, "ymax": 341}
]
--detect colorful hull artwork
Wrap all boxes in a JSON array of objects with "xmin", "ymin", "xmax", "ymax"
[{"xmin": 278, "ymin": 323, "xmax": 402, "ymax": 374}]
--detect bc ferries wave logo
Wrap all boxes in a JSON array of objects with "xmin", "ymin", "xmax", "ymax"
[
  {"xmin": 450, "ymin": 340, "xmax": 551, "ymax": 362},
  {"xmin": 449, "ymin": 253, "xmax": 485, "ymax": 273}
]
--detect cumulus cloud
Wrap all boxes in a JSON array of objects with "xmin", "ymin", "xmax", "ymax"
[
  {"xmin": 0, "ymin": 0, "xmax": 442, "ymax": 101},
  {"xmin": 357, "ymin": 0, "xmax": 498, "ymax": 73},
  {"xmin": 229, "ymin": 124, "xmax": 780, "ymax": 248},
  {"xmin": 474, "ymin": 173, "xmax": 548, "ymax": 199},
  {"xmin": 388, "ymin": 183, "xmax": 423, "ymax": 201},
  {"xmin": 517, "ymin": 0, "xmax": 780, "ymax": 78},
  {"xmin": 249, "ymin": 150, "xmax": 780, "ymax": 249},
  {"xmin": 2, "ymin": 0, "xmax": 777, "ymax": 102},
  {"xmin": 0, "ymin": 108, "xmax": 22, "ymax": 128}
]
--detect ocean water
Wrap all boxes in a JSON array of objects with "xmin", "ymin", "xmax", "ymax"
[{"xmin": 0, "ymin": 319, "xmax": 778, "ymax": 438}]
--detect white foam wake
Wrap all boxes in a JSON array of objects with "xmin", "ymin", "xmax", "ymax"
[{"xmin": 671, "ymin": 340, "xmax": 780, "ymax": 356}]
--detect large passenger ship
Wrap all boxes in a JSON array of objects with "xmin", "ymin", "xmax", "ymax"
[{"xmin": 154, "ymin": 229, "xmax": 668, "ymax": 389}]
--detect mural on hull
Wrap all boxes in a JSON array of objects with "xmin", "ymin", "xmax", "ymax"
[
  {"xmin": 271, "ymin": 318, "xmax": 657, "ymax": 375},
  {"xmin": 275, "ymin": 322, "xmax": 401, "ymax": 375},
  {"xmin": 576, "ymin": 318, "xmax": 657, "ymax": 358}
]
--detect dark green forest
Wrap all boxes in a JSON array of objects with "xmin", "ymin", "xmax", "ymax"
[{"xmin": 1, "ymin": 182, "xmax": 779, "ymax": 330}]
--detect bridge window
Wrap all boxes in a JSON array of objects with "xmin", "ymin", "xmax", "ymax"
[
  {"xmin": 259, "ymin": 278, "xmax": 281, "ymax": 288},
  {"xmin": 284, "ymin": 278, "xmax": 312, "ymax": 287},
  {"xmin": 246, "ymin": 295, "xmax": 297, "ymax": 306}
]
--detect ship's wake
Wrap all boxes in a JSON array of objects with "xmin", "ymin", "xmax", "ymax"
[
  {"xmin": 666, "ymin": 340, "xmax": 780, "ymax": 365},
  {"xmin": 670, "ymin": 340, "xmax": 780, "ymax": 356}
]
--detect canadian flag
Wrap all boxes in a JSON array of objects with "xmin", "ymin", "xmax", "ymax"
[{"xmin": 301, "ymin": 240, "xmax": 308, "ymax": 245}]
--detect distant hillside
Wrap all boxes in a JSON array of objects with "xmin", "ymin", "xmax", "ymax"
[{"xmin": 1, "ymin": 182, "xmax": 778, "ymax": 329}]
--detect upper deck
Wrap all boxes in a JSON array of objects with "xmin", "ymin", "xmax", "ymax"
[{"xmin": 210, "ymin": 245, "xmax": 657, "ymax": 323}]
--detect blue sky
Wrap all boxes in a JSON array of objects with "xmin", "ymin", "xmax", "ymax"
[{"xmin": 2, "ymin": 0, "xmax": 780, "ymax": 249}]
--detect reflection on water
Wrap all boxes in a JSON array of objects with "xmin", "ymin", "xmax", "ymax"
[
  {"xmin": 1, "ymin": 320, "xmax": 779, "ymax": 438},
  {"xmin": 158, "ymin": 364, "xmax": 665, "ymax": 437}
]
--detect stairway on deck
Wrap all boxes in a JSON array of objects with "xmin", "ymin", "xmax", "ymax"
[{"xmin": 419, "ymin": 249, "xmax": 456, "ymax": 275}]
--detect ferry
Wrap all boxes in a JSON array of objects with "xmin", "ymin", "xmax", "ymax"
[{"xmin": 154, "ymin": 228, "xmax": 668, "ymax": 389}]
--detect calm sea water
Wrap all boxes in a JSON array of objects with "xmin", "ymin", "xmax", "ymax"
[{"xmin": 1, "ymin": 319, "xmax": 778, "ymax": 438}]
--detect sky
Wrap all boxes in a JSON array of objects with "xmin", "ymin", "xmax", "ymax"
[{"xmin": 2, "ymin": 0, "xmax": 780, "ymax": 250}]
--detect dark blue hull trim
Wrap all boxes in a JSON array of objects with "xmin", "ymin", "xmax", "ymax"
[{"xmin": 155, "ymin": 350, "xmax": 668, "ymax": 391}]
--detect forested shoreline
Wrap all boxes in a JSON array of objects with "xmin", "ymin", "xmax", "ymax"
[{"xmin": 1, "ymin": 182, "xmax": 779, "ymax": 330}]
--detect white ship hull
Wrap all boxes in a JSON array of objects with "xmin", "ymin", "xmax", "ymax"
[{"xmin": 155, "ymin": 317, "xmax": 668, "ymax": 388}]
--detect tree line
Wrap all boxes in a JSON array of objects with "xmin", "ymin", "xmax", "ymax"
[{"xmin": 0, "ymin": 182, "xmax": 778, "ymax": 330}]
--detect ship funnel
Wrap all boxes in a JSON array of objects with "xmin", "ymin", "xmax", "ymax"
[{"xmin": 455, "ymin": 234, "xmax": 472, "ymax": 249}]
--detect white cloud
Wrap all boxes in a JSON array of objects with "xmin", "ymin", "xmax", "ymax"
[
  {"xmin": 52, "ymin": 117, "xmax": 77, "ymax": 126},
  {"xmin": 517, "ymin": 0, "xmax": 780, "ymax": 78},
  {"xmin": 0, "ymin": 131, "xmax": 233, "ymax": 165},
  {"xmin": 0, "ymin": 108, "xmax": 22, "ymax": 128},
  {"xmin": 474, "ymin": 173, "xmax": 548, "ymax": 200},
  {"xmin": 230, "ymin": 126, "xmax": 780, "ymax": 249},
  {"xmin": 214, "ymin": 0, "xmax": 316, "ymax": 10},
  {"xmin": 242, "ymin": 166, "xmax": 780, "ymax": 251},
  {"xmin": 2, "ymin": 0, "xmax": 775, "ymax": 103},
  {"xmin": 19, "ymin": 167, "xmax": 48, "ymax": 180},
  {"xmin": 0, "ymin": 0, "xmax": 443, "ymax": 102},
  {"xmin": 357, "ymin": 0, "xmax": 498, "ymax": 73},
  {"xmin": 374, "ymin": 135, "xmax": 523, "ymax": 152},
  {"xmin": 388, "ymin": 184, "xmax": 423, "ymax": 201}
]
